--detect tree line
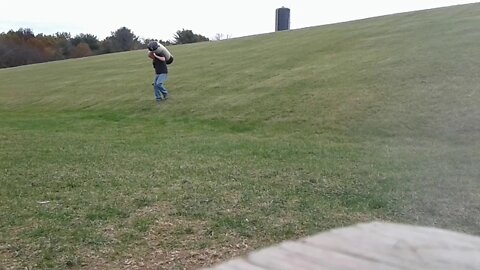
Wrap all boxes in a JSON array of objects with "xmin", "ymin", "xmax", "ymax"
[{"xmin": 0, "ymin": 27, "xmax": 210, "ymax": 68}]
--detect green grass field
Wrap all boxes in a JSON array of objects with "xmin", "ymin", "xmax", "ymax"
[{"xmin": 1, "ymin": 3, "xmax": 480, "ymax": 269}]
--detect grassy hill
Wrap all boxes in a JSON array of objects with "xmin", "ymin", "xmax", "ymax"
[{"xmin": 1, "ymin": 3, "xmax": 480, "ymax": 269}]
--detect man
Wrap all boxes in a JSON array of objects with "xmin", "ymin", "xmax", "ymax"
[{"xmin": 147, "ymin": 41, "xmax": 172, "ymax": 103}]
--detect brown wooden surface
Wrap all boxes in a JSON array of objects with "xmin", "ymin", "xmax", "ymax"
[{"xmin": 203, "ymin": 222, "xmax": 480, "ymax": 270}]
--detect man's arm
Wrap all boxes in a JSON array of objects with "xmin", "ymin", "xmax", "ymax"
[
  {"xmin": 153, "ymin": 53, "xmax": 166, "ymax": 61},
  {"xmin": 148, "ymin": 51, "xmax": 155, "ymax": 60},
  {"xmin": 148, "ymin": 51, "xmax": 166, "ymax": 61}
]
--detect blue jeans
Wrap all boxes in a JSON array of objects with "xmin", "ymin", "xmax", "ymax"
[{"xmin": 153, "ymin": 73, "xmax": 168, "ymax": 101}]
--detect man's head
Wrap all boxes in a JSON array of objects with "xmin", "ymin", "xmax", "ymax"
[{"xmin": 147, "ymin": 41, "xmax": 159, "ymax": 51}]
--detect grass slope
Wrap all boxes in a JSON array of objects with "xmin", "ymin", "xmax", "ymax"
[{"xmin": 1, "ymin": 3, "xmax": 480, "ymax": 269}]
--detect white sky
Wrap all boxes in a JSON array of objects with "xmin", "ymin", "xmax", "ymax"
[{"xmin": 0, "ymin": 0, "xmax": 478, "ymax": 41}]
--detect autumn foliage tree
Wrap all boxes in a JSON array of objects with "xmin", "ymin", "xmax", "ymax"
[
  {"xmin": 71, "ymin": 33, "xmax": 100, "ymax": 51},
  {"xmin": 0, "ymin": 28, "xmax": 59, "ymax": 67},
  {"xmin": 71, "ymin": 42, "xmax": 93, "ymax": 58},
  {"xmin": 0, "ymin": 27, "xmax": 135, "ymax": 67}
]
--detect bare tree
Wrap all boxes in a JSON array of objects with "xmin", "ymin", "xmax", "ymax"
[{"xmin": 213, "ymin": 33, "xmax": 232, "ymax": 41}]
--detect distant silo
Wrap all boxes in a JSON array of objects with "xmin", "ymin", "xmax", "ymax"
[{"xmin": 275, "ymin": 7, "xmax": 290, "ymax": 31}]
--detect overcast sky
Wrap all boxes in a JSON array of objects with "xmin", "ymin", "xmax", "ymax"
[{"xmin": 1, "ymin": 0, "xmax": 478, "ymax": 41}]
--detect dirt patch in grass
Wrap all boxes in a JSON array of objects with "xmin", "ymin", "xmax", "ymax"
[
  {"xmin": 77, "ymin": 203, "xmax": 254, "ymax": 270},
  {"xmin": 0, "ymin": 247, "xmax": 22, "ymax": 270},
  {"xmin": 126, "ymin": 219, "xmax": 252, "ymax": 269}
]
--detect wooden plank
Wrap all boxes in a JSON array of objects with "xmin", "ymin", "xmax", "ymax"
[
  {"xmin": 246, "ymin": 244, "xmax": 333, "ymax": 270},
  {"xmin": 203, "ymin": 222, "xmax": 480, "ymax": 270},
  {"xmin": 352, "ymin": 222, "xmax": 480, "ymax": 247},
  {"xmin": 303, "ymin": 222, "xmax": 480, "ymax": 270},
  {"xmin": 205, "ymin": 258, "xmax": 267, "ymax": 270},
  {"xmin": 276, "ymin": 241, "xmax": 402, "ymax": 270}
]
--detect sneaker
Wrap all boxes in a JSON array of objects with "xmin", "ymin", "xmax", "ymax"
[{"xmin": 163, "ymin": 95, "xmax": 168, "ymax": 100}]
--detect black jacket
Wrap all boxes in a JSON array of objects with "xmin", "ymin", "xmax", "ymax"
[{"xmin": 153, "ymin": 56, "xmax": 168, "ymax": 74}]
